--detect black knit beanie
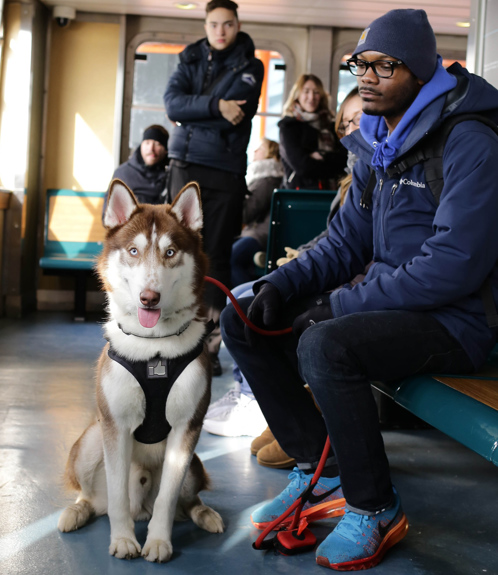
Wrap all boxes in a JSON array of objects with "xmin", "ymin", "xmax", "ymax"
[
  {"xmin": 142, "ymin": 126, "xmax": 169, "ymax": 149},
  {"xmin": 352, "ymin": 9, "xmax": 437, "ymax": 83}
]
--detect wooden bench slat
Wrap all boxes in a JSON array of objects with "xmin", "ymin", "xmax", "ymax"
[
  {"xmin": 432, "ymin": 376, "xmax": 498, "ymax": 412},
  {"xmin": 47, "ymin": 195, "xmax": 106, "ymax": 243}
]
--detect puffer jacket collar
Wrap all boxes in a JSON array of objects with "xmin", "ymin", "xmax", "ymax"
[{"xmin": 180, "ymin": 31, "xmax": 255, "ymax": 72}]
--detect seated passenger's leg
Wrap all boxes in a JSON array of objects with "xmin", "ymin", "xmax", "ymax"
[
  {"xmin": 297, "ymin": 310, "xmax": 473, "ymax": 569},
  {"xmin": 221, "ymin": 298, "xmax": 341, "ymax": 527},
  {"xmin": 221, "ymin": 297, "xmax": 329, "ymax": 466}
]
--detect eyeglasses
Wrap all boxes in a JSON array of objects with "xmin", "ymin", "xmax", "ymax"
[
  {"xmin": 347, "ymin": 58, "xmax": 404, "ymax": 79},
  {"xmin": 337, "ymin": 111, "xmax": 362, "ymax": 135}
]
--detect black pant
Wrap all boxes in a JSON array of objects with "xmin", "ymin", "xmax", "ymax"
[
  {"xmin": 169, "ymin": 162, "xmax": 246, "ymax": 352},
  {"xmin": 221, "ymin": 299, "xmax": 474, "ymax": 513}
]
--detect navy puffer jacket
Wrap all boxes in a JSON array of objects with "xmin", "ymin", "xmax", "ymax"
[
  {"xmin": 260, "ymin": 64, "xmax": 498, "ymax": 370},
  {"xmin": 164, "ymin": 32, "xmax": 264, "ymax": 175}
]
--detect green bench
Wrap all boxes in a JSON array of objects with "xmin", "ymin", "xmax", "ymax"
[
  {"xmin": 372, "ymin": 348, "xmax": 498, "ymax": 466},
  {"xmin": 39, "ymin": 189, "xmax": 106, "ymax": 320},
  {"xmin": 265, "ymin": 189, "xmax": 337, "ymax": 273}
]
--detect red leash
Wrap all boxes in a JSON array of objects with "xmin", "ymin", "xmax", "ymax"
[
  {"xmin": 204, "ymin": 276, "xmax": 341, "ymax": 554},
  {"xmin": 204, "ymin": 276, "xmax": 292, "ymax": 336}
]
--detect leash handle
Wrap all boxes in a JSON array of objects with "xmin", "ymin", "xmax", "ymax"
[
  {"xmin": 204, "ymin": 276, "xmax": 292, "ymax": 336},
  {"xmin": 253, "ymin": 437, "xmax": 331, "ymax": 550}
]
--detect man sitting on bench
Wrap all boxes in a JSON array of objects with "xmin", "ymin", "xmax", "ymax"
[{"xmin": 220, "ymin": 9, "xmax": 498, "ymax": 571}]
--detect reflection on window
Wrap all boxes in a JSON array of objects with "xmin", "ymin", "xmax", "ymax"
[
  {"xmin": 130, "ymin": 43, "xmax": 285, "ymax": 165},
  {"xmin": 130, "ymin": 43, "xmax": 184, "ymax": 153}
]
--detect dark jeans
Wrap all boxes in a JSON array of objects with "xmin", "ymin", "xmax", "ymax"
[
  {"xmin": 220, "ymin": 298, "xmax": 474, "ymax": 513},
  {"xmin": 231, "ymin": 236, "xmax": 262, "ymax": 287}
]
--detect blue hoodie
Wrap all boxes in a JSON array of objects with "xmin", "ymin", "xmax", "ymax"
[{"xmin": 261, "ymin": 63, "xmax": 498, "ymax": 369}]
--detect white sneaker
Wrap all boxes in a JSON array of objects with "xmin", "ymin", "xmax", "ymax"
[
  {"xmin": 203, "ymin": 393, "xmax": 267, "ymax": 437},
  {"xmin": 205, "ymin": 382, "xmax": 241, "ymax": 419}
]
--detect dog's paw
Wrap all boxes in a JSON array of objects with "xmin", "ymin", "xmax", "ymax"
[
  {"xmin": 191, "ymin": 505, "xmax": 225, "ymax": 533},
  {"xmin": 58, "ymin": 501, "xmax": 93, "ymax": 532},
  {"xmin": 109, "ymin": 536, "xmax": 141, "ymax": 559},
  {"xmin": 142, "ymin": 538, "xmax": 173, "ymax": 563}
]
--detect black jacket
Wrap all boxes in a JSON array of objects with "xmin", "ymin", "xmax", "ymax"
[
  {"xmin": 164, "ymin": 32, "xmax": 264, "ymax": 175},
  {"xmin": 102, "ymin": 148, "xmax": 168, "ymax": 220},
  {"xmin": 112, "ymin": 147, "xmax": 168, "ymax": 204},
  {"xmin": 278, "ymin": 116, "xmax": 347, "ymax": 190}
]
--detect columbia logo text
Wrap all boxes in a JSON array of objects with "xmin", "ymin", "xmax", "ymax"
[{"xmin": 400, "ymin": 178, "xmax": 426, "ymax": 188}]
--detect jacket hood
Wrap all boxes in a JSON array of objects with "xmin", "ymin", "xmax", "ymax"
[
  {"xmin": 180, "ymin": 31, "xmax": 256, "ymax": 67},
  {"xmin": 443, "ymin": 62, "xmax": 498, "ymax": 122}
]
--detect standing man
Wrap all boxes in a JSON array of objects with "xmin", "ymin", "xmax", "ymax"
[
  {"xmin": 221, "ymin": 9, "xmax": 498, "ymax": 571},
  {"xmin": 164, "ymin": 0, "xmax": 264, "ymax": 375}
]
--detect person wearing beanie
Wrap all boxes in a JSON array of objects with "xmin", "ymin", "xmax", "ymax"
[
  {"xmin": 221, "ymin": 8, "xmax": 498, "ymax": 571},
  {"xmin": 164, "ymin": 0, "xmax": 264, "ymax": 377},
  {"xmin": 102, "ymin": 124, "xmax": 169, "ymax": 219}
]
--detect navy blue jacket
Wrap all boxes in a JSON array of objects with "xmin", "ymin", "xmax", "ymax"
[
  {"xmin": 164, "ymin": 32, "xmax": 264, "ymax": 175},
  {"xmin": 262, "ymin": 64, "xmax": 498, "ymax": 370}
]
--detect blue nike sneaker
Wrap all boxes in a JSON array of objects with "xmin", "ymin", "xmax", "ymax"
[
  {"xmin": 251, "ymin": 467, "xmax": 345, "ymax": 530},
  {"xmin": 315, "ymin": 488, "xmax": 408, "ymax": 570}
]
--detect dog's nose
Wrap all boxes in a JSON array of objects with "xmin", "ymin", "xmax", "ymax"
[{"xmin": 140, "ymin": 290, "xmax": 160, "ymax": 307}]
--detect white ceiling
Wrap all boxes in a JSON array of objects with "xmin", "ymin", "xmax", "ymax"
[{"xmin": 42, "ymin": 0, "xmax": 472, "ymax": 36}]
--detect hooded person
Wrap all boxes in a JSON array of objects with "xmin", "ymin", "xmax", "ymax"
[
  {"xmin": 102, "ymin": 124, "xmax": 169, "ymax": 220},
  {"xmin": 220, "ymin": 8, "xmax": 498, "ymax": 571}
]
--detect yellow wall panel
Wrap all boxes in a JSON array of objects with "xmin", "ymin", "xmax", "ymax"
[{"xmin": 45, "ymin": 21, "xmax": 120, "ymax": 191}]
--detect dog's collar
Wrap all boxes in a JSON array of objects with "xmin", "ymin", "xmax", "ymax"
[{"xmin": 117, "ymin": 320, "xmax": 192, "ymax": 339}]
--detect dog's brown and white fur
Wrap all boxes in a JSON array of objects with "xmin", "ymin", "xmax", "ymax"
[{"xmin": 58, "ymin": 180, "xmax": 224, "ymax": 562}]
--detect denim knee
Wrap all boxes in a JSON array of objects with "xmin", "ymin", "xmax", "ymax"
[
  {"xmin": 297, "ymin": 321, "xmax": 351, "ymax": 388},
  {"xmin": 220, "ymin": 304, "xmax": 240, "ymax": 343}
]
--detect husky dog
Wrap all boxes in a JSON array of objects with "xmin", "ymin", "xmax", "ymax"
[{"xmin": 58, "ymin": 180, "xmax": 224, "ymax": 562}]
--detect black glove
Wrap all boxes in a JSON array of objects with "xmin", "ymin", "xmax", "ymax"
[
  {"xmin": 292, "ymin": 294, "xmax": 333, "ymax": 339},
  {"xmin": 245, "ymin": 282, "xmax": 283, "ymax": 345}
]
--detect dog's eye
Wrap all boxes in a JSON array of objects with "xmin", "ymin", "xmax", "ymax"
[
  {"xmin": 166, "ymin": 249, "xmax": 175, "ymax": 258},
  {"xmin": 129, "ymin": 247, "xmax": 138, "ymax": 256}
]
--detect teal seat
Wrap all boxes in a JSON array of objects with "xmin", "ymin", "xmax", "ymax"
[
  {"xmin": 265, "ymin": 189, "xmax": 337, "ymax": 273},
  {"xmin": 39, "ymin": 189, "xmax": 107, "ymax": 319},
  {"xmin": 372, "ymin": 345, "xmax": 498, "ymax": 466}
]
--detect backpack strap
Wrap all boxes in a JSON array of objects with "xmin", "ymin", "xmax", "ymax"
[
  {"xmin": 387, "ymin": 113, "xmax": 498, "ymax": 205},
  {"xmin": 359, "ymin": 167, "xmax": 377, "ymax": 209}
]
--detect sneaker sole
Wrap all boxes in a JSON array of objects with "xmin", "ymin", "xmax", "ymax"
[
  {"xmin": 252, "ymin": 498, "xmax": 346, "ymax": 531},
  {"xmin": 316, "ymin": 512, "xmax": 409, "ymax": 571}
]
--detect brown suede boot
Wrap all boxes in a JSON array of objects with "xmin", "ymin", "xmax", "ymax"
[
  {"xmin": 250, "ymin": 426, "xmax": 275, "ymax": 455},
  {"xmin": 256, "ymin": 439, "xmax": 296, "ymax": 469}
]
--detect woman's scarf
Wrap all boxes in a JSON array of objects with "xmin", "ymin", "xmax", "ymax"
[
  {"xmin": 359, "ymin": 57, "xmax": 457, "ymax": 171},
  {"xmin": 246, "ymin": 158, "xmax": 284, "ymax": 188},
  {"xmin": 291, "ymin": 102, "xmax": 335, "ymax": 152}
]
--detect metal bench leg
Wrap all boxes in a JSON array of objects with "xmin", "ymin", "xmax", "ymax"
[{"xmin": 74, "ymin": 271, "xmax": 87, "ymax": 322}]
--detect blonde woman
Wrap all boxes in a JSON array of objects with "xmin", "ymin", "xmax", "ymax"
[{"xmin": 279, "ymin": 74, "xmax": 347, "ymax": 190}]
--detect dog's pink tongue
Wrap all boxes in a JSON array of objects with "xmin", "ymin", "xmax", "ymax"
[{"xmin": 138, "ymin": 308, "xmax": 161, "ymax": 328}]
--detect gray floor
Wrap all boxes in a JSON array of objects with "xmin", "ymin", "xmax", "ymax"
[{"xmin": 1, "ymin": 312, "xmax": 497, "ymax": 575}]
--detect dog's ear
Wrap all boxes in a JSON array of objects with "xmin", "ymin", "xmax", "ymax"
[
  {"xmin": 104, "ymin": 179, "xmax": 139, "ymax": 228},
  {"xmin": 170, "ymin": 182, "xmax": 203, "ymax": 232}
]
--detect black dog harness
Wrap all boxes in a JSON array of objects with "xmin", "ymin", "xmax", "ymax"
[{"xmin": 108, "ymin": 338, "xmax": 206, "ymax": 444}]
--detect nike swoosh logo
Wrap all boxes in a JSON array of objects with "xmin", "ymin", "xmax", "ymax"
[
  {"xmin": 378, "ymin": 514, "xmax": 398, "ymax": 538},
  {"xmin": 308, "ymin": 485, "xmax": 341, "ymax": 505}
]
